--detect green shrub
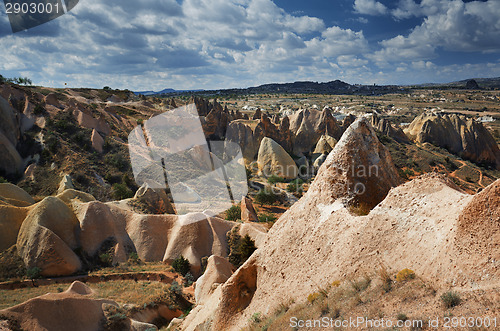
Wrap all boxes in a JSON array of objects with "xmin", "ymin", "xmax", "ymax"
[
  {"xmin": 172, "ymin": 255, "xmax": 191, "ymax": 276},
  {"xmin": 33, "ymin": 104, "xmax": 46, "ymax": 115},
  {"xmin": 267, "ymin": 175, "xmax": 285, "ymax": 185},
  {"xmin": 112, "ymin": 183, "xmax": 134, "ymax": 200},
  {"xmin": 170, "ymin": 280, "xmax": 182, "ymax": 296},
  {"xmin": 183, "ymin": 272, "xmax": 194, "ymax": 287},
  {"xmin": 254, "ymin": 188, "xmax": 277, "ymax": 206},
  {"xmin": 26, "ymin": 267, "xmax": 42, "ymax": 280},
  {"xmin": 441, "ymin": 291, "xmax": 461, "ymax": 308},
  {"xmin": 227, "ymin": 228, "xmax": 257, "ymax": 267},
  {"xmin": 225, "ymin": 205, "xmax": 241, "ymax": 221},
  {"xmin": 397, "ymin": 313, "xmax": 408, "ymax": 322},
  {"xmin": 258, "ymin": 213, "xmax": 277, "ymax": 223}
]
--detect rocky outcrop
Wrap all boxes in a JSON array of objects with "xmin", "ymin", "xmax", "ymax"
[
  {"xmin": 133, "ymin": 184, "xmax": 175, "ymax": 215},
  {"xmin": 313, "ymin": 135, "xmax": 337, "ymax": 155},
  {"xmin": 0, "ymin": 96, "xmax": 23, "ymax": 175},
  {"xmin": 74, "ymin": 108, "xmax": 112, "ymax": 136},
  {"xmin": 240, "ymin": 196, "xmax": 258, "ymax": 222},
  {"xmin": 308, "ymin": 117, "xmax": 402, "ymax": 210},
  {"xmin": 195, "ymin": 255, "xmax": 234, "ymax": 304},
  {"xmin": 58, "ymin": 174, "xmax": 75, "ymax": 194},
  {"xmin": 225, "ymin": 120, "xmax": 258, "ymax": 161},
  {"xmin": 182, "ymin": 168, "xmax": 498, "ymax": 331},
  {"xmin": 370, "ymin": 113, "xmax": 409, "ymax": 143},
  {"xmin": 405, "ymin": 112, "xmax": 500, "ymax": 169},
  {"xmin": 17, "ymin": 197, "xmax": 82, "ymax": 276},
  {"xmin": 202, "ymin": 100, "xmax": 230, "ymax": 140},
  {"xmin": 289, "ymin": 108, "xmax": 343, "ymax": 155},
  {"xmin": 257, "ymin": 137, "xmax": 298, "ymax": 179},
  {"xmin": 0, "ymin": 281, "xmax": 155, "ymax": 331},
  {"xmin": 91, "ymin": 129, "xmax": 104, "ymax": 153},
  {"xmin": 252, "ymin": 108, "xmax": 261, "ymax": 120}
]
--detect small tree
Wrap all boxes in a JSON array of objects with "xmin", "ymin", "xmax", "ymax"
[
  {"xmin": 225, "ymin": 205, "xmax": 241, "ymax": 221},
  {"xmin": 172, "ymin": 255, "xmax": 191, "ymax": 276}
]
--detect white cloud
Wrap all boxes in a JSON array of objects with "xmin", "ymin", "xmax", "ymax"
[
  {"xmin": 353, "ymin": 0, "xmax": 388, "ymax": 15},
  {"xmin": 373, "ymin": 0, "xmax": 500, "ymax": 64}
]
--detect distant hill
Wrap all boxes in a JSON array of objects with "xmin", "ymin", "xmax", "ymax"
[
  {"xmin": 134, "ymin": 88, "xmax": 203, "ymax": 96},
  {"xmin": 413, "ymin": 77, "xmax": 500, "ymax": 89}
]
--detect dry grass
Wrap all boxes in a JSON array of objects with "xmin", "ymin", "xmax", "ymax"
[{"xmin": 0, "ymin": 278, "xmax": 179, "ymax": 310}]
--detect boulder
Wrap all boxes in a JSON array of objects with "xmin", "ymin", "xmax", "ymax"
[
  {"xmin": 0, "ymin": 183, "xmax": 35, "ymax": 206},
  {"xmin": 313, "ymin": 135, "xmax": 337, "ymax": 155},
  {"xmin": 0, "ymin": 203, "xmax": 29, "ymax": 252},
  {"xmin": 312, "ymin": 153, "xmax": 327, "ymax": 170},
  {"xmin": 195, "ymin": 255, "xmax": 234, "ymax": 304},
  {"xmin": 24, "ymin": 163, "xmax": 36, "ymax": 180},
  {"xmin": 133, "ymin": 184, "xmax": 175, "ymax": 214},
  {"xmin": 17, "ymin": 197, "xmax": 82, "ymax": 276},
  {"xmin": 405, "ymin": 112, "xmax": 500, "ymax": 169},
  {"xmin": 0, "ymin": 281, "xmax": 144, "ymax": 331},
  {"xmin": 58, "ymin": 174, "xmax": 75, "ymax": 194},
  {"xmin": 240, "ymin": 196, "xmax": 258, "ymax": 222},
  {"xmin": 91, "ymin": 129, "xmax": 104, "ymax": 153},
  {"xmin": 257, "ymin": 137, "xmax": 298, "ymax": 179}
]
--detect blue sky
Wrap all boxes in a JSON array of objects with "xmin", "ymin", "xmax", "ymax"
[{"xmin": 0, "ymin": 0, "xmax": 499, "ymax": 90}]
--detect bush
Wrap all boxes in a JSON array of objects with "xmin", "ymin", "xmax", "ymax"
[
  {"xmin": 267, "ymin": 175, "xmax": 285, "ymax": 185},
  {"xmin": 397, "ymin": 313, "xmax": 408, "ymax": 322},
  {"xmin": 183, "ymin": 272, "xmax": 194, "ymax": 287},
  {"xmin": 225, "ymin": 205, "xmax": 241, "ymax": 221},
  {"xmin": 258, "ymin": 212, "xmax": 277, "ymax": 223},
  {"xmin": 307, "ymin": 292, "xmax": 321, "ymax": 303},
  {"xmin": 172, "ymin": 255, "xmax": 190, "ymax": 276},
  {"xmin": 26, "ymin": 267, "xmax": 42, "ymax": 280},
  {"xmin": 170, "ymin": 280, "xmax": 182, "ymax": 296},
  {"xmin": 254, "ymin": 188, "xmax": 278, "ymax": 206},
  {"xmin": 112, "ymin": 183, "xmax": 134, "ymax": 200},
  {"xmin": 227, "ymin": 228, "xmax": 257, "ymax": 267},
  {"xmin": 33, "ymin": 104, "xmax": 46, "ymax": 115},
  {"xmin": 396, "ymin": 268, "xmax": 415, "ymax": 282},
  {"xmin": 441, "ymin": 291, "xmax": 461, "ymax": 308}
]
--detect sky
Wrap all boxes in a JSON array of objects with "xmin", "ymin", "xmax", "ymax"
[{"xmin": 0, "ymin": 0, "xmax": 499, "ymax": 91}]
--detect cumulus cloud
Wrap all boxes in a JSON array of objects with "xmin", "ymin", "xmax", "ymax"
[
  {"xmin": 353, "ymin": 0, "xmax": 388, "ymax": 15},
  {"xmin": 373, "ymin": 0, "xmax": 500, "ymax": 65},
  {"xmin": 0, "ymin": 0, "xmax": 372, "ymax": 90}
]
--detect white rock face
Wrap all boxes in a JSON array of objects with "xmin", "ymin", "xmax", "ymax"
[{"xmin": 257, "ymin": 137, "xmax": 298, "ymax": 179}]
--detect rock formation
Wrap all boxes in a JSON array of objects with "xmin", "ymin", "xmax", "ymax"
[
  {"xmin": 308, "ymin": 117, "xmax": 402, "ymax": 210},
  {"xmin": 0, "ymin": 96, "xmax": 23, "ymax": 175},
  {"xmin": 181, "ymin": 169, "xmax": 499, "ymax": 331},
  {"xmin": 91, "ymin": 129, "xmax": 104, "ymax": 153},
  {"xmin": 240, "ymin": 196, "xmax": 258, "ymax": 222},
  {"xmin": 405, "ymin": 112, "xmax": 500, "ymax": 169},
  {"xmin": 370, "ymin": 113, "xmax": 409, "ymax": 143},
  {"xmin": 257, "ymin": 137, "xmax": 298, "ymax": 179},
  {"xmin": 0, "ymin": 281, "xmax": 156, "ymax": 331},
  {"xmin": 195, "ymin": 255, "xmax": 234, "ymax": 304},
  {"xmin": 16, "ymin": 197, "xmax": 82, "ymax": 276}
]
